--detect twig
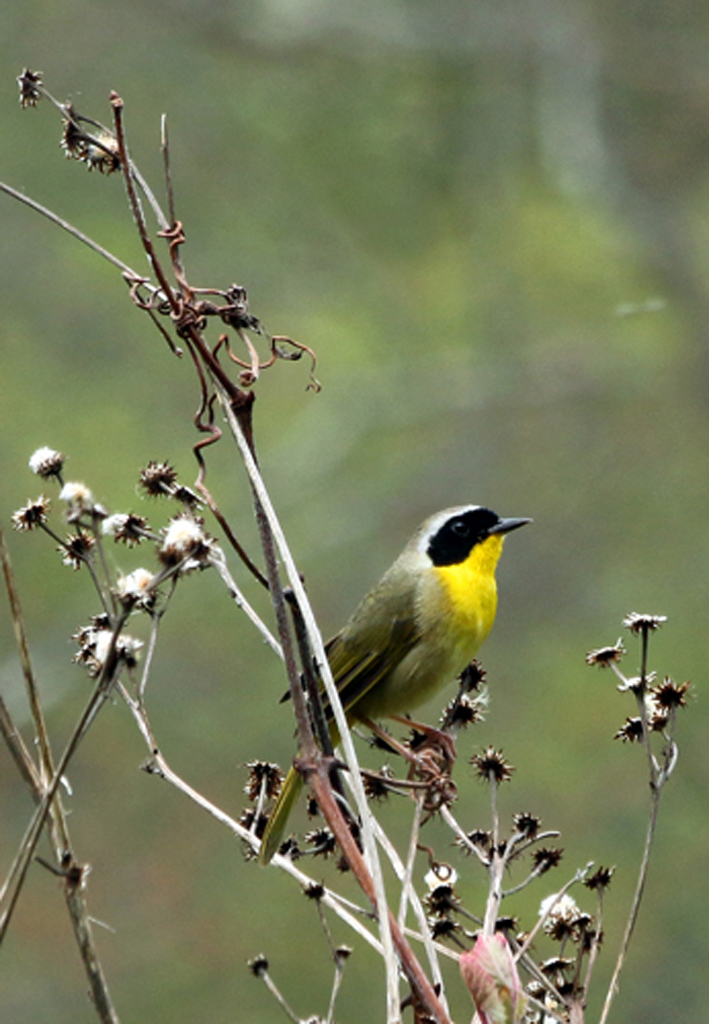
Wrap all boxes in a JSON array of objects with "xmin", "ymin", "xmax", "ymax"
[
  {"xmin": 597, "ymin": 788, "xmax": 661, "ymax": 1024},
  {"xmin": 0, "ymin": 181, "xmax": 150, "ymax": 284},
  {"xmin": 208, "ymin": 546, "xmax": 282, "ymax": 658},
  {"xmin": 0, "ymin": 612, "xmax": 129, "ymax": 942},
  {"xmin": 0, "ymin": 527, "xmax": 120, "ymax": 1021}
]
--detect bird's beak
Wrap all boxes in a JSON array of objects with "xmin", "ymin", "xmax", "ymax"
[{"xmin": 489, "ymin": 517, "xmax": 532, "ymax": 536}]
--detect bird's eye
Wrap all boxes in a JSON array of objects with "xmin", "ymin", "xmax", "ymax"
[{"xmin": 450, "ymin": 519, "xmax": 469, "ymax": 536}]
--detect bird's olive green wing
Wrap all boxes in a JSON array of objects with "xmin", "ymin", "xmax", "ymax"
[{"xmin": 324, "ymin": 567, "xmax": 422, "ymax": 719}]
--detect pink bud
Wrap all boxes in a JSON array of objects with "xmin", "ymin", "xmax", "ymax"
[{"xmin": 460, "ymin": 932, "xmax": 527, "ymax": 1024}]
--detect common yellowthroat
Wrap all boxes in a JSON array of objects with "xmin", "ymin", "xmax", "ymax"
[{"xmin": 259, "ymin": 505, "xmax": 530, "ymax": 864}]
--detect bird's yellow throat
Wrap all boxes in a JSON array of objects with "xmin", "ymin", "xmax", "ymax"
[{"xmin": 432, "ymin": 533, "xmax": 504, "ymax": 641}]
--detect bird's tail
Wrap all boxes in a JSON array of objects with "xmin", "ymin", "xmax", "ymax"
[{"xmin": 259, "ymin": 765, "xmax": 304, "ymax": 864}]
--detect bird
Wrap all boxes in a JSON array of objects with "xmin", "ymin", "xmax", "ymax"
[{"xmin": 259, "ymin": 504, "xmax": 530, "ymax": 864}]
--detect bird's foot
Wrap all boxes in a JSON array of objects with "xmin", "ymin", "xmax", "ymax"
[
  {"xmin": 390, "ymin": 715, "xmax": 457, "ymax": 774},
  {"xmin": 360, "ymin": 717, "xmax": 458, "ymax": 814}
]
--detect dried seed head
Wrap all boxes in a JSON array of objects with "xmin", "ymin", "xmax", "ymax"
[
  {"xmin": 60, "ymin": 109, "xmax": 120, "ymax": 174},
  {"xmin": 459, "ymin": 660, "xmax": 486, "ymax": 692},
  {"xmin": 102, "ymin": 513, "xmax": 151, "ymax": 546},
  {"xmin": 73, "ymin": 625, "xmax": 143, "ymax": 677},
  {"xmin": 532, "ymin": 847, "xmax": 563, "ymax": 875},
  {"xmin": 115, "ymin": 568, "xmax": 155, "ymax": 610},
  {"xmin": 586, "ymin": 639, "xmax": 625, "ymax": 667},
  {"xmin": 623, "ymin": 612, "xmax": 667, "ymax": 635},
  {"xmin": 12, "ymin": 496, "xmax": 50, "ymax": 531},
  {"xmin": 460, "ymin": 829, "xmax": 493, "ymax": 857},
  {"xmin": 244, "ymin": 761, "xmax": 284, "ymax": 802},
  {"xmin": 430, "ymin": 917, "xmax": 463, "ymax": 942},
  {"xmin": 59, "ymin": 529, "xmax": 95, "ymax": 570},
  {"xmin": 248, "ymin": 955, "xmax": 269, "ymax": 977},
  {"xmin": 59, "ymin": 481, "xmax": 95, "ymax": 516},
  {"xmin": 539, "ymin": 956, "xmax": 576, "ymax": 976},
  {"xmin": 139, "ymin": 461, "xmax": 178, "ymax": 497},
  {"xmin": 304, "ymin": 827, "xmax": 337, "ymax": 858},
  {"xmin": 423, "ymin": 883, "xmax": 461, "ymax": 917},
  {"xmin": 470, "ymin": 746, "xmax": 514, "ymax": 783},
  {"xmin": 440, "ymin": 693, "xmax": 485, "ymax": 730},
  {"xmin": 29, "ymin": 447, "xmax": 65, "ymax": 478},
  {"xmin": 513, "ymin": 812, "xmax": 541, "ymax": 839},
  {"xmin": 238, "ymin": 808, "xmax": 269, "ymax": 839},
  {"xmin": 277, "ymin": 836, "xmax": 301, "ymax": 860},
  {"xmin": 159, "ymin": 515, "xmax": 213, "ymax": 570},
  {"xmin": 584, "ymin": 865, "xmax": 615, "ymax": 892},
  {"xmin": 614, "ymin": 717, "xmax": 644, "ymax": 742},
  {"xmin": 644, "ymin": 690, "xmax": 670, "ymax": 732},
  {"xmin": 651, "ymin": 677, "xmax": 691, "ymax": 711},
  {"xmin": 540, "ymin": 892, "xmax": 588, "ymax": 942},
  {"xmin": 18, "ymin": 69, "xmax": 44, "ymax": 108}
]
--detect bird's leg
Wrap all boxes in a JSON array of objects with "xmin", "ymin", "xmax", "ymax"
[
  {"xmin": 361, "ymin": 716, "xmax": 456, "ymax": 777},
  {"xmin": 388, "ymin": 714, "xmax": 457, "ymax": 772},
  {"xmin": 360, "ymin": 717, "xmax": 419, "ymax": 762}
]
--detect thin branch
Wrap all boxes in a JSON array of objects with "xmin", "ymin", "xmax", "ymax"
[
  {"xmin": 0, "ymin": 181, "xmax": 150, "ymax": 284},
  {"xmin": 0, "ymin": 613, "xmax": 129, "ymax": 942},
  {"xmin": 208, "ymin": 546, "xmax": 282, "ymax": 658},
  {"xmin": 598, "ymin": 787, "xmax": 661, "ymax": 1024}
]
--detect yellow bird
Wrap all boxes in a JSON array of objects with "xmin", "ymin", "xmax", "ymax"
[{"xmin": 260, "ymin": 504, "xmax": 530, "ymax": 864}]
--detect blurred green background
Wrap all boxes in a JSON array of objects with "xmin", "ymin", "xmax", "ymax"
[{"xmin": 1, "ymin": 2, "xmax": 707, "ymax": 1022}]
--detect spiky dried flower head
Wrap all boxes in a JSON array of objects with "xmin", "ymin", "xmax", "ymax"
[
  {"xmin": 102, "ymin": 513, "xmax": 151, "ymax": 546},
  {"xmin": 29, "ymin": 447, "xmax": 65, "ymax": 479},
  {"xmin": 623, "ymin": 612, "xmax": 667, "ymax": 635},
  {"xmin": 513, "ymin": 812, "xmax": 541, "ymax": 839},
  {"xmin": 59, "ymin": 482, "xmax": 96, "ymax": 518},
  {"xmin": 139, "ymin": 461, "xmax": 178, "ymax": 497},
  {"xmin": 17, "ymin": 69, "xmax": 43, "ymax": 108},
  {"xmin": 651, "ymin": 677, "xmax": 691, "ymax": 711},
  {"xmin": 60, "ymin": 108, "xmax": 121, "ymax": 174},
  {"xmin": 73, "ymin": 624, "xmax": 143, "ymax": 677},
  {"xmin": 423, "ymin": 883, "xmax": 461, "ymax": 918},
  {"xmin": 540, "ymin": 893, "xmax": 589, "ymax": 942},
  {"xmin": 532, "ymin": 847, "xmax": 563, "ymax": 875},
  {"xmin": 458, "ymin": 829, "xmax": 493, "ymax": 857},
  {"xmin": 244, "ymin": 761, "xmax": 284, "ymax": 802},
  {"xmin": 237, "ymin": 807, "xmax": 268, "ymax": 840},
  {"xmin": 363, "ymin": 765, "xmax": 395, "ymax": 801},
  {"xmin": 248, "ymin": 954, "xmax": 269, "ymax": 977},
  {"xmin": 539, "ymin": 956, "xmax": 576, "ymax": 977},
  {"xmin": 584, "ymin": 865, "xmax": 615, "ymax": 892},
  {"xmin": 304, "ymin": 827, "xmax": 337, "ymax": 858},
  {"xmin": 440, "ymin": 692, "xmax": 485, "ymax": 731},
  {"xmin": 59, "ymin": 529, "xmax": 95, "ymax": 570},
  {"xmin": 430, "ymin": 917, "xmax": 463, "ymax": 943},
  {"xmin": 303, "ymin": 881, "xmax": 325, "ymax": 901},
  {"xmin": 614, "ymin": 717, "xmax": 644, "ymax": 742},
  {"xmin": 471, "ymin": 746, "xmax": 514, "ymax": 783},
  {"xmin": 586, "ymin": 639, "xmax": 625, "ymax": 667},
  {"xmin": 115, "ymin": 568, "xmax": 155, "ymax": 610},
  {"xmin": 459, "ymin": 660, "xmax": 487, "ymax": 692},
  {"xmin": 334, "ymin": 946, "xmax": 353, "ymax": 966},
  {"xmin": 158, "ymin": 515, "xmax": 213, "ymax": 570},
  {"xmin": 12, "ymin": 496, "xmax": 50, "ymax": 532}
]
